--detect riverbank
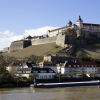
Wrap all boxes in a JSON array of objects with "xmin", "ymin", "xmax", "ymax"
[
  {"xmin": 0, "ymin": 77, "xmax": 100, "ymax": 88},
  {"xmin": 0, "ymin": 83, "xmax": 30, "ymax": 88}
]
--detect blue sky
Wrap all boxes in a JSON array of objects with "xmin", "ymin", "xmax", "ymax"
[{"xmin": 0, "ymin": 0, "xmax": 100, "ymax": 50}]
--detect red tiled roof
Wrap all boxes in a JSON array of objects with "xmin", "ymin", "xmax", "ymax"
[
  {"xmin": 39, "ymin": 61, "xmax": 56, "ymax": 66},
  {"xmin": 64, "ymin": 61, "xmax": 99, "ymax": 67},
  {"xmin": 8, "ymin": 62, "xmax": 22, "ymax": 66},
  {"xmin": 79, "ymin": 61, "xmax": 97, "ymax": 66}
]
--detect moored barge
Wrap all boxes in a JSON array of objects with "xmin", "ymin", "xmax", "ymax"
[{"xmin": 33, "ymin": 80, "xmax": 100, "ymax": 88}]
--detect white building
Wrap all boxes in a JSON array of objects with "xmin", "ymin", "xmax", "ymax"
[
  {"xmin": 38, "ymin": 61, "xmax": 58, "ymax": 73},
  {"xmin": 6, "ymin": 63, "xmax": 22, "ymax": 76},
  {"xmin": 16, "ymin": 67, "xmax": 32, "ymax": 78},
  {"xmin": 57, "ymin": 61, "xmax": 100, "ymax": 77},
  {"xmin": 32, "ymin": 67, "xmax": 56, "ymax": 79},
  {"xmin": 6, "ymin": 62, "xmax": 32, "ymax": 78}
]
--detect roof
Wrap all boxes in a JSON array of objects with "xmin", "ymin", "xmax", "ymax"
[
  {"xmin": 8, "ymin": 62, "xmax": 22, "ymax": 66},
  {"xmin": 48, "ymin": 26, "xmax": 67, "ymax": 32},
  {"xmin": 67, "ymin": 20, "xmax": 72, "ymax": 26},
  {"xmin": 79, "ymin": 61, "xmax": 97, "ymax": 66},
  {"xmin": 17, "ymin": 67, "xmax": 31, "ymax": 71},
  {"xmin": 39, "ymin": 61, "xmax": 56, "ymax": 66},
  {"xmin": 26, "ymin": 61, "xmax": 36, "ymax": 67},
  {"xmin": 26, "ymin": 35, "xmax": 32, "ymax": 39},
  {"xmin": 83, "ymin": 23, "xmax": 100, "ymax": 27},
  {"xmin": 32, "ymin": 67, "xmax": 56, "ymax": 73},
  {"xmin": 76, "ymin": 16, "xmax": 83, "ymax": 22},
  {"xmin": 63, "ymin": 61, "xmax": 99, "ymax": 67}
]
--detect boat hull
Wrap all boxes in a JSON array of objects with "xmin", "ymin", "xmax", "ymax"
[{"xmin": 34, "ymin": 80, "xmax": 100, "ymax": 88}]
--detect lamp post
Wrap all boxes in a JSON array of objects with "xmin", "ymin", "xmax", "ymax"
[{"xmin": 57, "ymin": 64, "xmax": 61, "ymax": 82}]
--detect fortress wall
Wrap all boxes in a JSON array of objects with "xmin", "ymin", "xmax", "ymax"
[
  {"xmin": 9, "ymin": 40, "xmax": 31, "ymax": 52},
  {"xmin": 47, "ymin": 30, "xmax": 59, "ymax": 37},
  {"xmin": 10, "ymin": 41, "xmax": 24, "ymax": 52},
  {"xmin": 9, "ymin": 29, "xmax": 100, "ymax": 53},
  {"xmin": 56, "ymin": 34, "xmax": 66, "ymax": 48},
  {"xmin": 2, "ymin": 47, "xmax": 9, "ymax": 52},
  {"xmin": 31, "ymin": 36, "xmax": 57, "ymax": 45},
  {"xmin": 47, "ymin": 27, "xmax": 67, "ymax": 37}
]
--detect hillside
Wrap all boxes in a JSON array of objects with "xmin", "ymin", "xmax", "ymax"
[
  {"xmin": 2, "ymin": 42, "xmax": 100, "ymax": 60},
  {"xmin": 75, "ymin": 43, "xmax": 100, "ymax": 59},
  {"xmin": 2, "ymin": 42, "xmax": 62, "ymax": 58}
]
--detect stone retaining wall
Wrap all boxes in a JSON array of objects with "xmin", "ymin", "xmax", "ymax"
[
  {"xmin": 31, "ymin": 36, "xmax": 57, "ymax": 45},
  {"xmin": 9, "ymin": 40, "xmax": 31, "ymax": 52}
]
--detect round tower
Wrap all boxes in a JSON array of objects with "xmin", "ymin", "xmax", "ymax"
[{"xmin": 76, "ymin": 16, "xmax": 83, "ymax": 29}]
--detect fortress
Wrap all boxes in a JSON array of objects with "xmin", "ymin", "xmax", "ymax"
[
  {"xmin": 47, "ymin": 16, "xmax": 100, "ymax": 38},
  {"xmin": 5, "ymin": 16, "xmax": 100, "ymax": 56}
]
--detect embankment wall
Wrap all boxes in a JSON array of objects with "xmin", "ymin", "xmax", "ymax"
[{"xmin": 31, "ymin": 36, "xmax": 57, "ymax": 45}]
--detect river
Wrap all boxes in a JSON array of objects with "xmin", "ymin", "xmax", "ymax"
[{"xmin": 0, "ymin": 86, "xmax": 100, "ymax": 100}]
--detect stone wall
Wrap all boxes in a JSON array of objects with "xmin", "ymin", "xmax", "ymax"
[
  {"xmin": 56, "ymin": 33, "xmax": 67, "ymax": 48},
  {"xmin": 56, "ymin": 30, "xmax": 100, "ymax": 48},
  {"xmin": 56, "ymin": 33, "xmax": 77, "ymax": 48},
  {"xmin": 47, "ymin": 30, "xmax": 59, "ymax": 37},
  {"xmin": 31, "ymin": 36, "xmax": 57, "ymax": 45},
  {"xmin": 2, "ymin": 47, "xmax": 9, "ymax": 52},
  {"xmin": 47, "ymin": 28, "xmax": 66, "ymax": 37},
  {"xmin": 9, "ymin": 40, "xmax": 31, "ymax": 52},
  {"xmin": 9, "ymin": 29, "xmax": 100, "ymax": 54}
]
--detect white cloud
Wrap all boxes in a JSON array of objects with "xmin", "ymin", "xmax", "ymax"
[
  {"xmin": 24, "ymin": 26, "xmax": 57, "ymax": 37},
  {"xmin": 0, "ymin": 26, "xmax": 57, "ymax": 50},
  {"xmin": 0, "ymin": 30, "xmax": 23, "ymax": 50}
]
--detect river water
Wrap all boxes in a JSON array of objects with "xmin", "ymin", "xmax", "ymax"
[{"xmin": 0, "ymin": 86, "xmax": 100, "ymax": 100}]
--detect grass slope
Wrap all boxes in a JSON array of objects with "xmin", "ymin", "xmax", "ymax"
[
  {"xmin": 3, "ymin": 42, "xmax": 100, "ymax": 59},
  {"xmin": 75, "ymin": 43, "xmax": 100, "ymax": 59},
  {"xmin": 3, "ymin": 42, "xmax": 62, "ymax": 58}
]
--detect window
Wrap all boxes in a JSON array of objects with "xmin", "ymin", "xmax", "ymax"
[
  {"xmin": 33, "ymin": 71, "xmax": 38, "ymax": 73},
  {"xmin": 49, "ymin": 75, "xmax": 53, "ymax": 79},
  {"xmin": 44, "ymin": 75, "xmax": 47, "ymax": 79},
  {"xmin": 41, "ymin": 70, "xmax": 47, "ymax": 73},
  {"xmin": 91, "ymin": 65, "xmax": 94, "ymax": 67},
  {"xmin": 49, "ymin": 71, "xmax": 53, "ymax": 73},
  {"xmin": 26, "ymin": 71, "xmax": 30, "ymax": 73},
  {"xmin": 74, "ymin": 65, "xmax": 76, "ymax": 67},
  {"xmin": 41, "ymin": 75, "xmax": 44, "ymax": 79}
]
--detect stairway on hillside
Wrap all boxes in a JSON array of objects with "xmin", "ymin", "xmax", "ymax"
[{"xmin": 56, "ymin": 45, "xmax": 74, "ymax": 57}]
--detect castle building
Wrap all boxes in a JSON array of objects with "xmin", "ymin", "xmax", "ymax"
[
  {"xmin": 8, "ymin": 16, "xmax": 100, "ymax": 52},
  {"xmin": 47, "ymin": 16, "xmax": 100, "ymax": 38}
]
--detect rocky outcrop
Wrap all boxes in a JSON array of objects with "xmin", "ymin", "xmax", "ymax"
[{"xmin": 56, "ymin": 45, "xmax": 74, "ymax": 57}]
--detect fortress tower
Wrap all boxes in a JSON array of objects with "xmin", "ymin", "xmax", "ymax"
[
  {"xmin": 67, "ymin": 20, "xmax": 72, "ymax": 27},
  {"xmin": 76, "ymin": 16, "xmax": 83, "ymax": 29}
]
